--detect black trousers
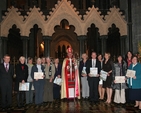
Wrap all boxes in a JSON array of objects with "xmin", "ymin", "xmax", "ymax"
[
  {"xmin": 88, "ymin": 77, "xmax": 99, "ymax": 102},
  {"xmin": 17, "ymin": 91, "xmax": 25, "ymax": 107},
  {"xmin": 0, "ymin": 84, "xmax": 12, "ymax": 108}
]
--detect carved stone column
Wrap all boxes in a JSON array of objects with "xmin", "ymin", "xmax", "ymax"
[
  {"xmin": 43, "ymin": 36, "xmax": 52, "ymax": 57},
  {"xmin": 21, "ymin": 36, "xmax": 29, "ymax": 63},
  {"xmin": 100, "ymin": 35, "xmax": 108, "ymax": 55},
  {"xmin": 127, "ymin": 0, "xmax": 133, "ymax": 51},
  {"xmin": 77, "ymin": 35, "xmax": 87, "ymax": 58},
  {"xmin": 120, "ymin": 35, "xmax": 127, "ymax": 56}
]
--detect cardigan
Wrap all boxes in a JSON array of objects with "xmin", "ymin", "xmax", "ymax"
[{"xmin": 128, "ymin": 63, "xmax": 141, "ymax": 89}]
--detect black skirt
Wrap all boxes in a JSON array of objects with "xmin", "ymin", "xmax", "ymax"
[{"xmin": 129, "ymin": 88, "xmax": 141, "ymax": 101}]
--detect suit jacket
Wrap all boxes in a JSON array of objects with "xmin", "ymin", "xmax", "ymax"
[
  {"xmin": 86, "ymin": 59, "xmax": 101, "ymax": 79},
  {"xmin": 0, "ymin": 63, "xmax": 14, "ymax": 86},
  {"xmin": 79, "ymin": 60, "xmax": 88, "ymax": 77}
]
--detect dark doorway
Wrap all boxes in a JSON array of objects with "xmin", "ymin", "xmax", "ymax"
[
  {"xmin": 52, "ymin": 19, "xmax": 78, "ymax": 60},
  {"xmin": 87, "ymin": 23, "xmax": 101, "ymax": 57},
  {"xmin": 107, "ymin": 24, "xmax": 120, "ymax": 57},
  {"xmin": 7, "ymin": 24, "xmax": 23, "ymax": 60},
  {"xmin": 29, "ymin": 24, "xmax": 43, "ymax": 58}
]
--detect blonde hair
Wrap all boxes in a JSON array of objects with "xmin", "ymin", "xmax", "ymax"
[
  {"xmin": 36, "ymin": 58, "xmax": 41, "ymax": 62},
  {"xmin": 105, "ymin": 52, "xmax": 111, "ymax": 58}
]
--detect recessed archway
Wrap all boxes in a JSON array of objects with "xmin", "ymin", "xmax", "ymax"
[{"xmin": 51, "ymin": 19, "xmax": 79, "ymax": 59}]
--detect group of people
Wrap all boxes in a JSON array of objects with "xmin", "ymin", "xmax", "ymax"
[
  {"xmin": 0, "ymin": 49, "xmax": 141, "ymax": 111},
  {"xmin": 79, "ymin": 51, "xmax": 141, "ymax": 110},
  {"xmin": 0, "ymin": 55, "xmax": 62, "ymax": 111}
]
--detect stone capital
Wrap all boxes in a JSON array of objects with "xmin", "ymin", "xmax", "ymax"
[
  {"xmin": 21, "ymin": 36, "xmax": 29, "ymax": 40},
  {"xmin": 77, "ymin": 35, "xmax": 87, "ymax": 40},
  {"xmin": 100, "ymin": 35, "xmax": 108, "ymax": 39},
  {"xmin": 1, "ymin": 37, "xmax": 8, "ymax": 41},
  {"xmin": 43, "ymin": 36, "xmax": 52, "ymax": 40},
  {"xmin": 120, "ymin": 35, "xmax": 127, "ymax": 39}
]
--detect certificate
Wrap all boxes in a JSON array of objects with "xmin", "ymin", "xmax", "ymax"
[
  {"xmin": 53, "ymin": 77, "xmax": 62, "ymax": 85},
  {"xmin": 81, "ymin": 67, "xmax": 86, "ymax": 75},
  {"xmin": 19, "ymin": 82, "xmax": 29, "ymax": 91},
  {"xmin": 34, "ymin": 72, "xmax": 44, "ymax": 79},
  {"xmin": 115, "ymin": 76, "xmax": 125, "ymax": 83},
  {"xmin": 100, "ymin": 70, "xmax": 107, "ymax": 81},
  {"xmin": 90, "ymin": 67, "xmax": 98, "ymax": 77},
  {"xmin": 126, "ymin": 69, "xmax": 136, "ymax": 78}
]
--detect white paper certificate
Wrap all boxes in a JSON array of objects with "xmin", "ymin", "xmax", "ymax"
[
  {"xmin": 53, "ymin": 77, "xmax": 62, "ymax": 85},
  {"xmin": 19, "ymin": 82, "xmax": 29, "ymax": 91},
  {"xmin": 82, "ymin": 67, "xmax": 86, "ymax": 74},
  {"xmin": 34, "ymin": 72, "xmax": 44, "ymax": 79},
  {"xmin": 126, "ymin": 69, "xmax": 136, "ymax": 78},
  {"xmin": 90, "ymin": 67, "xmax": 98, "ymax": 77},
  {"xmin": 100, "ymin": 70, "xmax": 107, "ymax": 81},
  {"xmin": 115, "ymin": 76, "xmax": 125, "ymax": 83}
]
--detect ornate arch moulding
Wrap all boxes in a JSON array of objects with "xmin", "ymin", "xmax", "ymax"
[
  {"xmin": 1, "ymin": 6, "xmax": 24, "ymax": 37},
  {"xmin": 46, "ymin": 0, "xmax": 83, "ymax": 36},
  {"xmin": 83, "ymin": 5, "xmax": 106, "ymax": 36},
  {"xmin": 23, "ymin": 6, "xmax": 46, "ymax": 36},
  {"xmin": 47, "ymin": 14, "xmax": 83, "ymax": 36},
  {"xmin": 104, "ymin": 6, "xmax": 127, "ymax": 36},
  {"xmin": 0, "ymin": 2, "xmax": 128, "ymax": 38},
  {"xmin": 47, "ymin": 0, "xmax": 82, "ymax": 21}
]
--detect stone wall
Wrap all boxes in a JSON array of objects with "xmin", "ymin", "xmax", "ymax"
[
  {"xmin": 132, "ymin": 0, "xmax": 141, "ymax": 54},
  {"xmin": 0, "ymin": 0, "xmax": 6, "ymax": 22}
]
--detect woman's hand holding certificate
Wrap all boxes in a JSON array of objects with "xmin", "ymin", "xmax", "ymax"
[
  {"xmin": 100, "ymin": 70, "xmax": 107, "ymax": 81},
  {"xmin": 126, "ymin": 69, "xmax": 136, "ymax": 78},
  {"xmin": 34, "ymin": 72, "xmax": 44, "ymax": 79},
  {"xmin": 115, "ymin": 76, "xmax": 125, "ymax": 83}
]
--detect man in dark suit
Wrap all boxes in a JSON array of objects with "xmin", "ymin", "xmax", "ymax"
[
  {"xmin": 86, "ymin": 52, "xmax": 101, "ymax": 104},
  {"xmin": 0, "ymin": 54, "xmax": 14, "ymax": 111}
]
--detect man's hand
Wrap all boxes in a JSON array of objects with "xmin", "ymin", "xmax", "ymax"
[{"xmin": 22, "ymin": 80, "xmax": 25, "ymax": 83}]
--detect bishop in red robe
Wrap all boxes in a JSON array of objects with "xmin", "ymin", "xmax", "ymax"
[{"xmin": 61, "ymin": 47, "xmax": 80, "ymax": 99}]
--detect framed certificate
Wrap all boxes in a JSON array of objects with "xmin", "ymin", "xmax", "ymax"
[
  {"xmin": 19, "ymin": 82, "xmax": 29, "ymax": 91},
  {"xmin": 115, "ymin": 76, "xmax": 125, "ymax": 83},
  {"xmin": 126, "ymin": 69, "xmax": 136, "ymax": 78},
  {"xmin": 100, "ymin": 70, "xmax": 107, "ymax": 81},
  {"xmin": 34, "ymin": 72, "xmax": 44, "ymax": 79},
  {"xmin": 90, "ymin": 67, "xmax": 98, "ymax": 77},
  {"xmin": 53, "ymin": 77, "xmax": 62, "ymax": 85}
]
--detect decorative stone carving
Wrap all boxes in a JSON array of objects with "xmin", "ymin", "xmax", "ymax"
[
  {"xmin": 0, "ymin": 0, "xmax": 127, "ymax": 38},
  {"xmin": 104, "ymin": 6, "xmax": 127, "ymax": 36},
  {"xmin": 1, "ymin": 6, "xmax": 24, "ymax": 37}
]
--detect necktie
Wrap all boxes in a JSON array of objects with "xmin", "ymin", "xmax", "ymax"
[
  {"xmin": 93, "ymin": 60, "xmax": 95, "ymax": 67},
  {"xmin": 5, "ymin": 64, "xmax": 8, "ymax": 72}
]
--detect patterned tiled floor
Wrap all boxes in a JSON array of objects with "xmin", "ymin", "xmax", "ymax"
[{"xmin": 0, "ymin": 94, "xmax": 141, "ymax": 113}]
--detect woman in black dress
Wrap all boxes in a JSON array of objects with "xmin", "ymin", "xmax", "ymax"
[{"xmin": 102, "ymin": 52, "xmax": 113, "ymax": 104}]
